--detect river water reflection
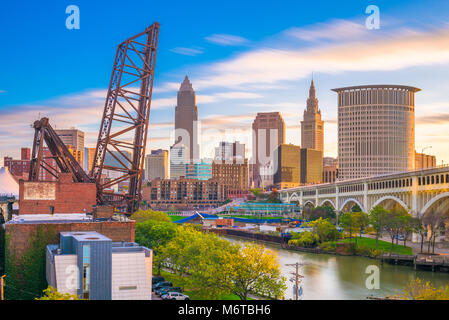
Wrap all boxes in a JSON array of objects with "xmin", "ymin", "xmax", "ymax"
[{"xmin": 223, "ymin": 236, "xmax": 449, "ymax": 300}]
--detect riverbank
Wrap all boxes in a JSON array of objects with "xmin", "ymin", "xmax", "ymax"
[{"xmin": 207, "ymin": 228, "xmax": 449, "ymax": 273}]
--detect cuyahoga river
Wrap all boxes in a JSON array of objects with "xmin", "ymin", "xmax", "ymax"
[{"xmin": 223, "ymin": 236, "xmax": 449, "ymax": 300}]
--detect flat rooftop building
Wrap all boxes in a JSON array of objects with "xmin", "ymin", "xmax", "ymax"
[{"xmin": 46, "ymin": 231, "xmax": 152, "ymax": 300}]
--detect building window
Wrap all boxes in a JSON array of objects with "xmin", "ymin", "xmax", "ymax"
[{"xmin": 82, "ymin": 245, "xmax": 90, "ymax": 299}]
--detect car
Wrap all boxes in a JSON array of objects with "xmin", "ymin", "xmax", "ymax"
[
  {"xmin": 161, "ymin": 292, "xmax": 189, "ymax": 300},
  {"xmin": 393, "ymin": 234, "xmax": 405, "ymax": 241},
  {"xmin": 157, "ymin": 286, "xmax": 182, "ymax": 296},
  {"xmin": 152, "ymin": 276, "xmax": 164, "ymax": 286},
  {"xmin": 153, "ymin": 281, "xmax": 173, "ymax": 291}
]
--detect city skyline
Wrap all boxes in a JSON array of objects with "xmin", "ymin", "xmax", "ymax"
[{"xmin": 1, "ymin": 1, "xmax": 449, "ymax": 166}]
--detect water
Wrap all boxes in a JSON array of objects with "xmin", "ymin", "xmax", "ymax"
[{"xmin": 223, "ymin": 236, "xmax": 449, "ymax": 300}]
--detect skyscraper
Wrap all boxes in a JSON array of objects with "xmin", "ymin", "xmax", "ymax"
[
  {"xmin": 55, "ymin": 128, "xmax": 85, "ymax": 169},
  {"xmin": 170, "ymin": 144, "xmax": 188, "ymax": 179},
  {"xmin": 214, "ymin": 141, "xmax": 245, "ymax": 162},
  {"xmin": 145, "ymin": 149, "xmax": 169, "ymax": 181},
  {"xmin": 333, "ymin": 85, "xmax": 419, "ymax": 180},
  {"xmin": 273, "ymin": 144, "xmax": 301, "ymax": 190},
  {"xmin": 251, "ymin": 112, "xmax": 285, "ymax": 188},
  {"xmin": 301, "ymin": 79, "xmax": 324, "ymax": 152},
  {"xmin": 174, "ymin": 75, "xmax": 199, "ymax": 163}
]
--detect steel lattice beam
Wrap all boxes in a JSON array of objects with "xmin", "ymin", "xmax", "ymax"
[
  {"xmin": 90, "ymin": 23, "xmax": 159, "ymax": 214},
  {"xmin": 29, "ymin": 117, "xmax": 92, "ymax": 183}
]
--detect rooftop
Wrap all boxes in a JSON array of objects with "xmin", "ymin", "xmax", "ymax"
[{"xmin": 331, "ymin": 84, "xmax": 421, "ymax": 92}]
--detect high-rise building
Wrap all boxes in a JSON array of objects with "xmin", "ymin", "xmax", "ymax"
[
  {"xmin": 174, "ymin": 76, "xmax": 199, "ymax": 163},
  {"xmin": 251, "ymin": 112, "xmax": 285, "ymax": 188},
  {"xmin": 85, "ymin": 147, "xmax": 96, "ymax": 174},
  {"xmin": 300, "ymin": 148, "xmax": 323, "ymax": 185},
  {"xmin": 301, "ymin": 80, "xmax": 324, "ymax": 152},
  {"xmin": 55, "ymin": 128, "xmax": 85, "ymax": 169},
  {"xmin": 145, "ymin": 149, "xmax": 169, "ymax": 181},
  {"xmin": 333, "ymin": 85, "xmax": 419, "ymax": 180},
  {"xmin": 170, "ymin": 144, "xmax": 188, "ymax": 179},
  {"xmin": 273, "ymin": 144, "xmax": 301, "ymax": 190},
  {"xmin": 212, "ymin": 159, "xmax": 249, "ymax": 198},
  {"xmin": 415, "ymin": 151, "xmax": 436, "ymax": 169},
  {"xmin": 186, "ymin": 161, "xmax": 212, "ymax": 180},
  {"xmin": 214, "ymin": 141, "xmax": 245, "ymax": 162},
  {"xmin": 323, "ymin": 157, "xmax": 338, "ymax": 183}
]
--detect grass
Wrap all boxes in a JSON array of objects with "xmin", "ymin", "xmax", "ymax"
[
  {"xmin": 156, "ymin": 269, "xmax": 252, "ymax": 300},
  {"xmin": 168, "ymin": 215, "xmax": 186, "ymax": 222},
  {"xmin": 221, "ymin": 215, "xmax": 283, "ymax": 220},
  {"xmin": 337, "ymin": 236, "xmax": 413, "ymax": 255}
]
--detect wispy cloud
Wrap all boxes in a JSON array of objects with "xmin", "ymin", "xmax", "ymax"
[
  {"xmin": 205, "ymin": 34, "xmax": 248, "ymax": 46},
  {"xmin": 170, "ymin": 47, "xmax": 203, "ymax": 56},
  {"xmin": 0, "ymin": 90, "xmax": 6, "ymax": 93}
]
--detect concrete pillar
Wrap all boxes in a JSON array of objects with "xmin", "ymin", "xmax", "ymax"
[
  {"xmin": 315, "ymin": 189, "xmax": 319, "ymax": 207},
  {"xmin": 335, "ymin": 186, "xmax": 339, "ymax": 212},
  {"xmin": 363, "ymin": 182, "xmax": 368, "ymax": 212}
]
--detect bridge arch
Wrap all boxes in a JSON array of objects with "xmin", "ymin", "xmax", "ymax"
[
  {"xmin": 372, "ymin": 196, "xmax": 409, "ymax": 212},
  {"xmin": 319, "ymin": 199, "xmax": 336, "ymax": 209},
  {"xmin": 303, "ymin": 200, "xmax": 315, "ymax": 208},
  {"xmin": 339, "ymin": 198, "xmax": 364, "ymax": 212},
  {"xmin": 420, "ymin": 192, "xmax": 449, "ymax": 217},
  {"xmin": 289, "ymin": 192, "xmax": 300, "ymax": 203}
]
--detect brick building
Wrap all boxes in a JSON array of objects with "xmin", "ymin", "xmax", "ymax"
[
  {"xmin": 4, "ymin": 147, "xmax": 31, "ymax": 180},
  {"xmin": 19, "ymin": 173, "xmax": 96, "ymax": 215},
  {"xmin": 212, "ymin": 159, "xmax": 249, "ymax": 198},
  {"xmin": 142, "ymin": 178, "xmax": 227, "ymax": 210}
]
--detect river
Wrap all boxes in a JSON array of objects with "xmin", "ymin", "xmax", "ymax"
[{"xmin": 223, "ymin": 236, "xmax": 449, "ymax": 300}]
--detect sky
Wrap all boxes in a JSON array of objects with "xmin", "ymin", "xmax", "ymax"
[{"xmin": 1, "ymin": 0, "xmax": 449, "ymax": 166}]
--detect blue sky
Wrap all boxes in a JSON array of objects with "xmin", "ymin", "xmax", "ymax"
[{"xmin": 1, "ymin": 0, "xmax": 449, "ymax": 165}]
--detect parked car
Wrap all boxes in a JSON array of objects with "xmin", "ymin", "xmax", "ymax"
[
  {"xmin": 157, "ymin": 286, "xmax": 182, "ymax": 296},
  {"xmin": 161, "ymin": 292, "xmax": 190, "ymax": 300},
  {"xmin": 152, "ymin": 276, "xmax": 164, "ymax": 286},
  {"xmin": 393, "ymin": 234, "xmax": 405, "ymax": 241},
  {"xmin": 153, "ymin": 281, "xmax": 173, "ymax": 291}
]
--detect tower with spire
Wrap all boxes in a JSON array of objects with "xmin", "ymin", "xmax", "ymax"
[
  {"xmin": 301, "ymin": 79, "xmax": 324, "ymax": 152},
  {"xmin": 173, "ymin": 75, "xmax": 200, "ymax": 164}
]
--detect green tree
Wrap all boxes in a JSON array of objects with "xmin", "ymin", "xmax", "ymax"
[
  {"xmin": 130, "ymin": 209, "xmax": 171, "ymax": 223},
  {"xmin": 396, "ymin": 278, "xmax": 449, "ymax": 300},
  {"xmin": 36, "ymin": 286, "xmax": 80, "ymax": 300},
  {"xmin": 339, "ymin": 212, "xmax": 358, "ymax": 243},
  {"xmin": 383, "ymin": 208, "xmax": 406, "ymax": 254},
  {"xmin": 369, "ymin": 205, "xmax": 388, "ymax": 248},
  {"xmin": 351, "ymin": 204, "xmax": 362, "ymax": 213},
  {"xmin": 305, "ymin": 218, "xmax": 340, "ymax": 243},
  {"xmin": 309, "ymin": 205, "xmax": 336, "ymax": 222},
  {"xmin": 221, "ymin": 243, "xmax": 286, "ymax": 300},
  {"xmin": 352, "ymin": 211, "xmax": 369, "ymax": 239}
]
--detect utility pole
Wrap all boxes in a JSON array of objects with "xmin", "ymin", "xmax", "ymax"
[
  {"xmin": 286, "ymin": 262, "xmax": 305, "ymax": 300},
  {"xmin": 1, "ymin": 274, "xmax": 5, "ymax": 300}
]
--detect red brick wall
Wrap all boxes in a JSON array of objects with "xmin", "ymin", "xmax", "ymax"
[
  {"xmin": 19, "ymin": 173, "xmax": 97, "ymax": 214},
  {"xmin": 5, "ymin": 220, "xmax": 135, "ymax": 258}
]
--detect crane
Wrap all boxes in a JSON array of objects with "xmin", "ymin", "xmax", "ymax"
[{"xmin": 28, "ymin": 23, "xmax": 160, "ymax": 215}]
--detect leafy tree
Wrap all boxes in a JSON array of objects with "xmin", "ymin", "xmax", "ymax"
[
  {"xmin": 339, "ymin": 212, "xmax": 358, "ymax": 243},
  {"xmin": 130, "ymin": 209, "xmax": 171, "ymax": 223},
  {"xmin": 369, "ymin": 205, "xmax": 388, "ymax": 248},
  {"xmin": 351, "ymin": 203, "xmax": 362, "ymax": 213},
  {"xmin": 352, "ymin": 211, "xmax": 369, "ymax": 239},
  {"xmin": 305, "ymin": 218, "xmax": 340, "ymax": 243},
  {"xmin": 221, "ymin": 243, "xmax": 286, "ymax": 300},
  {"xmin": 422, "ymin": 210, "xmax": 448, "ymax": 254},
  {"xmin": 414, "ymin": 215, "xmax": 427, "ymax": 253},
  {"xmin": 288, "ymin": 231, "xmax": 319, "ymax": 247},
  {"xmin": 396, "ymin": 278, "xmax": 449, "ymax": 300},
  {"xmin": 36, "ymin": 286, "xmax": 80, "ymax": 300},
  {"xmin": 383, "ymin": 208, "xmax": 406, "ymax": 254},
  {"xmin": 309, "ymin": 205, "xmax": 336, "ymax": 222}
]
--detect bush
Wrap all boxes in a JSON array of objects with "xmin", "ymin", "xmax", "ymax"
[
  {"xmin": 130, "ymin": 209, "xmax": 171, "ymax": 223},
  {"xmin": 288, "ymin": 231, "xmax": 318, "ymax": 247},
  {"xmin": 319, "ymin": 241, "xmax": 336, "ymax": 252}
]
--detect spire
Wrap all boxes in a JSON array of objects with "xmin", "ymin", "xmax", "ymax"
[
  {"xmin": 179, "ymin": 75, "xmax": 194, "ymax": 92},
  {"xmin": 309, "ymin": 78, "xmax": 316, "ymax": 99}
]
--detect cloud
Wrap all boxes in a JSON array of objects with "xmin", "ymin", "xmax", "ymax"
[
  {"xmin": 170, "ymin": 47, "xmax": 203, "ymax": 56},
  {"xmin": 0, "ymin": 90, "xmax": 6, "ymax": 93},
  {"xmin": 205, "ymin": 34, "xmax": 248, "ymax": 46},
  {"xmin": 416, "ymin": 113, "xmax": 449, "ymax": 124},
  {"xmin": 189, "ymin": 23, "xmax": 449, "ymax": 90}
]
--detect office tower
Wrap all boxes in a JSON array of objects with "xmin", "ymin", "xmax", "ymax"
[
  {"xmin": 21, "ymin": 148, "xmax": 31, "ymax": 161},
  {"xmin": 55, "ymin": 128, "xmax": 85, "ymax": 169},
  {"xmin": 415, "ymin": 151, "xmax": 436, "ymax": 169},
  {"xmin": 323, "ymin": 157, "xmax": 338, "ymax": 183},
  {"xmin": 212, "ymin": 158, "xmax": 249, "ymax": 198},
  {"xmin": 333, "ymin": 85, "xmax": 419, "ymax": 180},
  {"xmin": 185, "ymin": 161, "xmax": 212, "ymax": 180},
  {"xmin": 301, "ymin": 80, "xmax": 324, "ymax": 152},
  {"xmin": 145, "ymin": 149, "xmax": 169, "ymax": 181},
  {"xmin": 251, "ymin": 112, "xmax": 285, "ymax": 188},
  {"xmin": 300, "ymin": 148, "xmax": 323, "ymax": 185},
  {"xmin": 174, "ymin": 75, "xmax": 199, "ymax": 163},
  {"xmin": 273, "ymin": 144, "xmax": 301, "ymax": 190},
  {"xmin": 214, "ymin": 141, "xmax": 245, "ymax": 162},
  {"xmin": 170, "ymin": 144, "xmax": 188, "ymax": 179},
  {"xmin": 85, "ymin": 147, "xmax": 96, "ymax": 173}
]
